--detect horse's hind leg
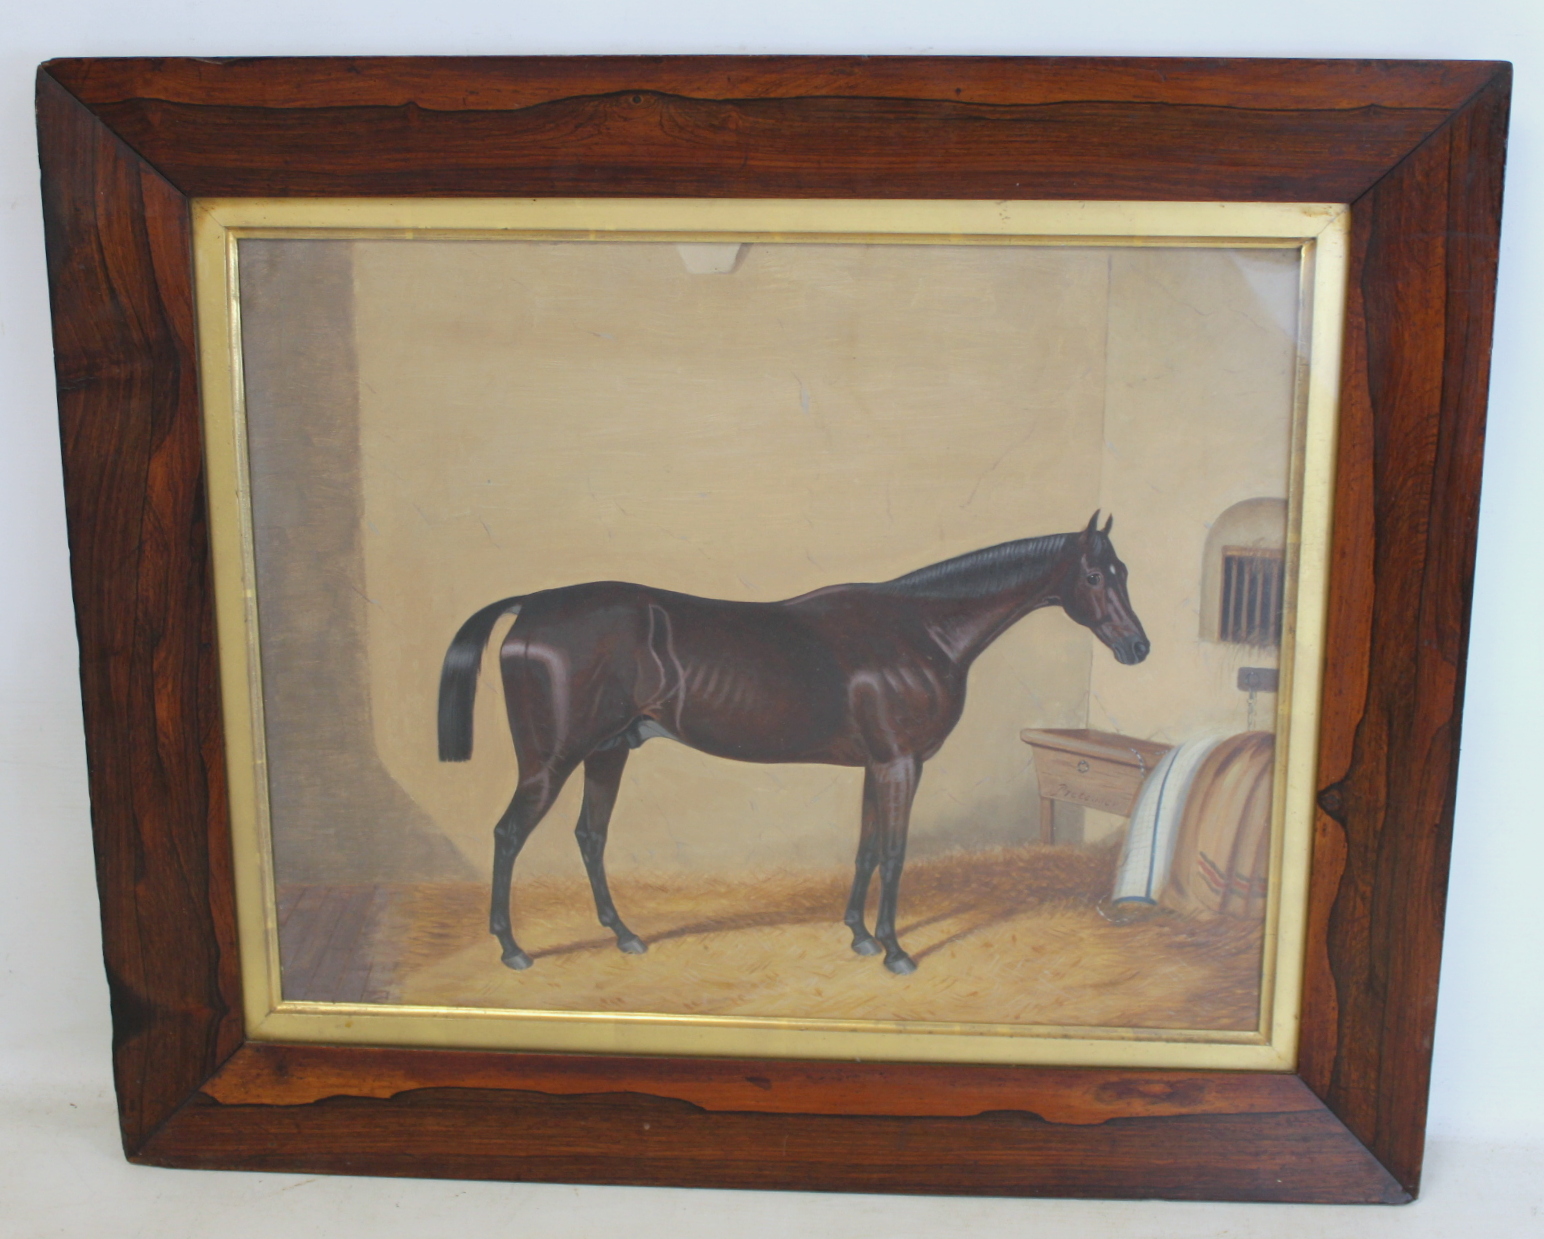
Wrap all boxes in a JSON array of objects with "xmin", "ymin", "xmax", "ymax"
[
  {"xmin": 574, "ymin": 745, "xmax": 646, "ymax": 954},
  {"xmin": 490, "ymin": 762, "xmax": 577, "ymax": 970},
  {"xmin": 843, "ymin": 768, "xmax": 882, "ymax": 956}
]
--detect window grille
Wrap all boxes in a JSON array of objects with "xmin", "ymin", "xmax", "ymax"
[{"xmin": 1219, "ymin": 548, "xmax": 1283, "ymax": 647}]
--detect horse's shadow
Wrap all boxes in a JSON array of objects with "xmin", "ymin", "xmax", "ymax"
[{"xmin": 525, "ymin": 895, "xmax": 1036, "ymax": 964}]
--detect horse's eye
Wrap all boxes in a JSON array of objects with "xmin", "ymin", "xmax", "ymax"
[{"xmin": 1085, "ymin": 571, "xmax": 1102, "ymax": 587}]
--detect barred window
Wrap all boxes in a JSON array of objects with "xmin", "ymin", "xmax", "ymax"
[{"xmin": 1219, "ymin": 548, "xmax": 1283, "ymax": 647}]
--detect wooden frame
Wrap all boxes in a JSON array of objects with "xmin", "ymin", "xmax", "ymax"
[{"xmin": 36, "ymin": 56, "xmax": 1509, "ymax": 1202}]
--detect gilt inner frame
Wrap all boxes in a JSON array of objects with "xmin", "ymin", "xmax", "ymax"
[{"xmin": 193, "ymin": 197, "xmax": 1348, "ymax": 1070}]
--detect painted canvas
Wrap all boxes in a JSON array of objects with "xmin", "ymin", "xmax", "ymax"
[{"xmin": 215, "ymin": 205, "xmax": 1337, "ymax": 1065}]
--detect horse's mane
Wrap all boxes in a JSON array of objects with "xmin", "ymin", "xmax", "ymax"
[{"xmin": 874, "ymin": 532, "xmax": 1083, "ymax": 601}]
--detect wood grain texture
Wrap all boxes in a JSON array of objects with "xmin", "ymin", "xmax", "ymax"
[
  {"xmin": 204, "ymin": 1042, "xmax": 1321, "ymax": 1124},
  {"xmin": 142, "ymin": 1089, "xmax": 1406, "ymax": 1203},
  {"xmin": 46, "ymin": 55, "xmax": 1499, "ymax": 114},
  {"xmin": 36, "ymin": 73, "xmax": 245, "ymax": 1153},
  {"xmin": 1301, "ymin": 71, "xmax": 1510, "ymax": 1193},
  {"xmin": 40, "ymin": 57, "xmax": 1494, "ymax": 202},
  {"xmin": 35, "ymin": 55, "xmax": 1509, "ymax": 1202}
]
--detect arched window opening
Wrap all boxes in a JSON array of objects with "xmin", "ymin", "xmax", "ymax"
[{"xmin": 1201, "ymin": 498, "xmax": 1288, "ymax": 648}]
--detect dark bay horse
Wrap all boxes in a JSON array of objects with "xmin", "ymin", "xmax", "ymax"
[{"xmin": 438, "ymin": 512, "xmax": 1149, "ymax": 975}]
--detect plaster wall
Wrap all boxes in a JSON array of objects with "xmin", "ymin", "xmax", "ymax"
[
  {"xmin": 245, "ymin": 238, "xmax": 1303, "ymax": 878},
  {"xmin": 1083, "ymin": 249, "xmax": 1299, "ymax": 839},
  {"xmin": 352, "ymin": 238, "xmax": 1111, "ymax": 876}
]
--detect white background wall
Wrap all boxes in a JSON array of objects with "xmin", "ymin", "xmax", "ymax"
[{"xmin": 2, "ymin": 3, "xmax": 1539, "ymax": 1236}]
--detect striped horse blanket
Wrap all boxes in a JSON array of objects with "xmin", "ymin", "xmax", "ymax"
[{"xmin": 1113, "ymin": 730, "xmax": 1275, "ymax": 919}]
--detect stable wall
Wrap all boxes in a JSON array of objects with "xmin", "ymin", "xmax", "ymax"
[
  {"xmin": 1082, "ymin": 249, "xmax": 1299, "ymax": 839},
  {"xmin": 243, "ymin": 238, "xmax": 1301, "ymax": 881},
  {"xmin": 1088, "ymin": 246, "xmax": 1298, "ymax": 744},
  {"xmin": 352, "ymin": 238, "xmax": 1111, "ymax": 876}
]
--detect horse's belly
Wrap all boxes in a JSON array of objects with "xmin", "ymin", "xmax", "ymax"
[{"xmin": 666, "ymin": 666, "xmax": 853, "ymax": 764}]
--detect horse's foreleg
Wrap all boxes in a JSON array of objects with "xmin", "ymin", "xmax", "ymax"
[
  {"xmin": 490, "ymin": 763, "xmax": 575, "ymax": 970},
  {"xmin": 843, "ymin": 769, "xmax": 882, "ymax": 956},
  {"xmin": 869, "ymin": 756, "xmax": 922, "ymax": 975},
  {"xmin": 574, "ymin": 745, "xmax": 646, "ymax": 955}
]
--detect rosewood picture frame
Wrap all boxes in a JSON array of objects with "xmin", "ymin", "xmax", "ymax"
[{"xmin": 35, "ymin": 55, "xmax": 1509, "ymax": 1203}]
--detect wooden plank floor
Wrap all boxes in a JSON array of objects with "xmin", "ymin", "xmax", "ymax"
[{"xmin": 276, "ymin": 884, "xmax": 397, "ymax": 1003}]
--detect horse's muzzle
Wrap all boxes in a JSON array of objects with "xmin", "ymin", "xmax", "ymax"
[{"xmin": 1112, "ymin": 636, "xmax": 1151, "ymax": 665}]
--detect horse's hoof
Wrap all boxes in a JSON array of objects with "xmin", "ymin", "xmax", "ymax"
[
  {"xmin": 617, "ymin": 935, "xmax": 647, "ymax": 955},
  {"xmin": 501, "ymin": 949, "xmax": 533, "ymax": 971},
  {"xmin": 851, "ymin": 937, "xmax": 881, "ymax": 956},
  {"xmin": 884, "ymin": 953, "xmax": 918, "ymax": 976}
]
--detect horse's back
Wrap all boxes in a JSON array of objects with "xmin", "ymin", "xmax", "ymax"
[
  {"xmin": 640, "ymin": 589, "xmax": 854, "ymax": 763},
  {"xmin": 502, "ymin": 582, "xmax": 856, "ymax": 764}
]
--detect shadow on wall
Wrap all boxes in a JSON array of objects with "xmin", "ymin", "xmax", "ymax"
[{"xmin": 243, "ymin": 240, "xmax": 475, "ymax": 884}]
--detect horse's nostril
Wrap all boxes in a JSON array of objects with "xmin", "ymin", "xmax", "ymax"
[{"xmin": 1134, "ymin": 639, "xmax": 1151, "ymax": 659}]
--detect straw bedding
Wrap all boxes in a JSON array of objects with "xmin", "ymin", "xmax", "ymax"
[{"xmin": 359, "ymin": 844, "xmax": 1265, "ymax": 1030}]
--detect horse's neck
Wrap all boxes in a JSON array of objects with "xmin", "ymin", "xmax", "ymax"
[{"xmin": 915, "ymin": 565, "xmax": 1066, "ymax": 667}]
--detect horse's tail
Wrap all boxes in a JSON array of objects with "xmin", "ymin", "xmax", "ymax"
[{"xmin": 437, "ymin": 596, "xmax": 525, "ymax": 762}]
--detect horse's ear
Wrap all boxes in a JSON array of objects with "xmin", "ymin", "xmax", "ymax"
[
  {"xmin": 1102, "ymin": 514, "xmax": 1114, "ymax": 535},
  {"xmin": 1077, "ymin": 510, "xmax": 1102, "ymax": 547}
]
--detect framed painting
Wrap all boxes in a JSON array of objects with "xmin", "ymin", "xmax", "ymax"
[
  {"xmin": 197, "ymin": 196, "xmax": 1341, "ymax": 1071},
  {"xmin": 36, "ymin": 56, "xmax": 1509, "ymax": 1202}
]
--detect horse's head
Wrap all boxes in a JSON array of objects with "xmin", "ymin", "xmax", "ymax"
[{"xmin": 1059, "ymin": 512, "xmax": 1150, "ymax": 666}]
